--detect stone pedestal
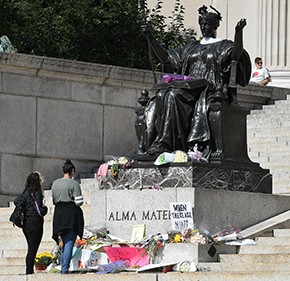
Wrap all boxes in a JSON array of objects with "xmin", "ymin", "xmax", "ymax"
[
  {"xmin": 153, "ymin": 243, "xmax": 236, "ymax": 264},
  {"xmin": 100, "ymin": 161, "xmax": 272, "ymax": 194}
]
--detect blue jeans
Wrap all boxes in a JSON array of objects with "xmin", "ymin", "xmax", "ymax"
[{"xmin": 61, "ymin": 229, "xmax": 77, "ymax": 274}]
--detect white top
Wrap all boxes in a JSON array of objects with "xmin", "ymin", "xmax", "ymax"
[{"xmin": 250, "ymin": 67, "xmax": 271, "ymax": 84}]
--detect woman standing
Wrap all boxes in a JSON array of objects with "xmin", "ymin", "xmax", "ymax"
[
  {"xmin": 51, "ymin": 159, "xmax": 84, "ymax": 274},
  {"xmin": 14, "ymin": 172, "xmax": 47, "ymax": 275}
]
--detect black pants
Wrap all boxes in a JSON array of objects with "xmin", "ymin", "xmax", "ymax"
[{"xmin": 22, "ymin": 216, "xmax": 44, "ymax": 274}]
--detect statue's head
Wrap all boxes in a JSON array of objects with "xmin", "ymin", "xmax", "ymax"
[{"xmin": 198, "ymin": 5, "xmax": 222, "ymax": 36}]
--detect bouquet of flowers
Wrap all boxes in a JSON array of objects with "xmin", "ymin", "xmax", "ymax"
[
  {"xmin": 138, "ymin": 233, "xmax": 165, "ymax": 262},
  {"xmin": 168, "ymin": 228, "xmax": 213, "ymax": 245},
  {"xmin": 34, "ymin": 252, "xmax": 55, "ymax": 266}
]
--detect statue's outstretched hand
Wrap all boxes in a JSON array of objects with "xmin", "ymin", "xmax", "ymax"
[{"xmin": 235, "ymin": 19, "xmax": 247, "ymax": 31}]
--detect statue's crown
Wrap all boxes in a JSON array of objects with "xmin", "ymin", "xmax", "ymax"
[{"xmin": 198, "ymin": 5, "xmax": 222, "ymax": 21}]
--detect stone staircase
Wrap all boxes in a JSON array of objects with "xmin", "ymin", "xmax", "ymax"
[
  {"xmin": 247, "ymin": 95, "xmax": 290, "ymax": 194},
  {"xmin": 199, "ymin": 229, "xmax": 290, "ymax": 272}
]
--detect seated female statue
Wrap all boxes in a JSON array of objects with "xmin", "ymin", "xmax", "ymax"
[{"xmin": 142, "ymin": 5, "xmax": 251, "ymax": 160}]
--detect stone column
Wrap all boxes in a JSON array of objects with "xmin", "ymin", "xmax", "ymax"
[{"xmin": 259, "ymin": 0, "xmax": 290, "ymax": 87}]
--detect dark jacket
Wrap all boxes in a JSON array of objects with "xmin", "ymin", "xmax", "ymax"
[
  {"xmin": 14, "ymin": 190, "xmax": 44, "ymax": 221},
  {"xmin": 52, "ymin": 202, "xmax": 84, "ymax": 244}
]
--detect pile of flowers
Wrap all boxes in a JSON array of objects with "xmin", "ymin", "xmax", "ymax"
[
  {"xmin": 168, "ymin": 229, "xmax": 213, "ymax": 245},
  {"xmin": 35, "ymin": 252, "xmax": 55, "ymax": 266},
  {"xmin": 108, "ymin": 157, "xmax": 134, "ymax": 180},
  {"xmin": 166, "ymin": 226, "xmax": 240, "ymax": 245}
]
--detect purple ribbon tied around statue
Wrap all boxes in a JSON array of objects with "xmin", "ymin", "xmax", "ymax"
[{"xmin": 162, "ymin": 74, "xmax": 193, "ymax": 83}]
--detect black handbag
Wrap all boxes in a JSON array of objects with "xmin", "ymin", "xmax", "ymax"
[{"xmin": 9, "ymin": 204, "xmax": 24, "ymax": 228}]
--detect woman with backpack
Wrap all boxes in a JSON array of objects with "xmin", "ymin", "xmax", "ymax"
[{"xmin": 14, "ymin": 172, "xmax": 47, "ymax": 275}]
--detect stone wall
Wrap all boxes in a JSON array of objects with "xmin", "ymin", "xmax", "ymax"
[
  {"xmin": 0, "ymin": 52, "xmax": 289, "ymax": 199},
  {"xmin": 0, "ymin": 52, "xmax": 155, "ymax": 196}
]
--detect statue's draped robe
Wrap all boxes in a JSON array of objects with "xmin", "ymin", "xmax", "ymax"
[{"xmin": 144, "ymin": 39, "xmax": 251, "ymax": 153}]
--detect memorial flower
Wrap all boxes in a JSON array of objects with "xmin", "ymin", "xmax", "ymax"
[
  {"xmin": 169, "ymin": 229, "xmax": 213, "ymax": 245},
  {"xmin": 139, "ymin": 233, "xmax": 165, "ymax": 261},
  {"xmin": 34, "ymin": 252, "xmax": 55, "ymax": 266},
  {"xmin": 75, "ymin": 238, "xmax": 87, "ymax": 247},
  {"xmin": 109, "ymin": 163, "xmax": 120, "ymax": 179},
  {"xmin": 174, "ymin": 233, "xmax": 182, "ymax": 243}
]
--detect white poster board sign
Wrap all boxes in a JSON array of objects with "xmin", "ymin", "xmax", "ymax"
[{"xmin": 170, "ymin": 202, "xmax": 194, "ymax": 231}]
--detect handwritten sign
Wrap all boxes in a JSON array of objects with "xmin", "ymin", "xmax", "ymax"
[{"xmin": 170, "ymin": 202, "xmax": 194, "ymax": 231}]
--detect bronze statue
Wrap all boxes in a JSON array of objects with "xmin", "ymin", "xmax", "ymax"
[{"xmin": 139, "ymin": 5, "xmax": 251, "ymax": 161}]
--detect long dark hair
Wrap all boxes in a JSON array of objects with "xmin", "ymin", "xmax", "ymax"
[
  {"xmin": 24, "ymin": 172, "xmax": 42, "ymax": 193},
  {"xmin": 62, "ymin": 159, "xmax": 75, "ymax": 175}
]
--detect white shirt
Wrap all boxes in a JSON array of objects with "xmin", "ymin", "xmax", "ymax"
[{"xmin": 250, "ymin": 67, "xmax": 271, "ymax": 84}]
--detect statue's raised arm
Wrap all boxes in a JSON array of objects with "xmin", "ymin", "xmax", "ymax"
[{"xmin": 231, "ymin": 18, "xmax": 247, "ymax": 61}]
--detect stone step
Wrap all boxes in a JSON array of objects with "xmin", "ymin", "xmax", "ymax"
[
  {"xmin": 268, "ymin": 171, "xmax": 290, "ymax": 179},
  {"xmin": 248, "ymin": 149, "xmax": 288, "ymax": 158},
  {"xmin": 239, "ymin": 245, "xmax": 290, "ymax": 254},
  {"xmin": 8, "ymin": 271, "xmax": 290, "ymax": 281},
  {"xmin": 219, "ymin": 253, "xmax": 290, "ymax": 263},
  {"xmin": 248, "ymin": 135, "xmax": 290, "ymax": 144},
  {"xmin": 273, "ymin": 229, "xmax": 290, "ymax": 237},
  {"xmin": 261, "ymin": 106, "xmax": 290, "ymax": 114},
  {"xmin": 248, "ymin": 127, "xmax": 290, "ymax": 138},
  {"xmin": 198, "ymin": 261, "xmax": 290, "ymax": 272},
  {"xmin": 252, "ymin": 159, "xmax": 290, "ymax": 167},
  {"xmin": 250, "ymin": 107, "xmax": 290, "ymax": 115},
  {"xmin": 255, "ymin": 236, "xmax": 290, "ymax": 245},
  {"xmin": 1, "ymin": 248, "xmax": 54, "ymax": 258},
  {"xmin": 273, "ymin": 177, "xmax": 290, "ymax": 186},
  {"xmin": 248, "ymin": 155, "xmax": 289, "ymax": 165},
  {"xmin": 247, "ymin": 126, "xmax": 290, "ymax": 133},
  {"xmin": 268, "ymin": 155, "xmax": 290, "ymax": 162},
  {"xmin": 0, "ymin": 226, "xmax": 54, "ymax": 240},
  {"xmin": 272, "ymin": 185, "xmax": 290, "ymax": 195},
  {"xmin": 0, "ymin": 257, "xmax": 25, "ymax": 265},
  {"xmin": 249, "ymin": 109, "xmax": 268, "ymax": 115},
  {"xmin": 0, "ymin": 238, "xmax": 54, "ymax": 250},
  {"xmin": 248, "ymin": 145, "xmax": 287, "ymax": 153},
  {"xmin": 263, "ymin": 99, "xmax": 290, "ymax": 106},
  {"xmin": 0, "ymin": 265, "xmax": 25, "ymax": 276},
  {"xmin": 1, "ymin": 205, "xmax": 91, "ymax": 227},
  {"xmin": 247, "ymin": 118, "xmax": 290, "ymax": 128}
]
